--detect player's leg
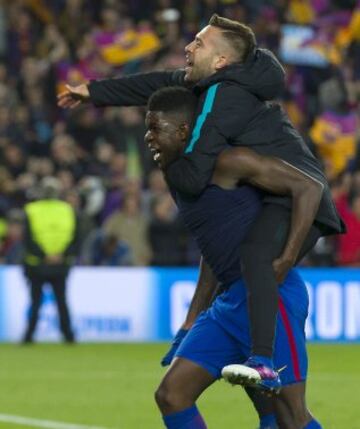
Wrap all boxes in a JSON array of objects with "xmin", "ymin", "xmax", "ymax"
[
  {"xmin": 210, "ymin": 272, "xmax": 319, "ymax": 428},
  {"xmin": 269, "ymin": 271, "xmax": 322, "ymax": 428},
  {"xmin": 157, "ymin": 359, "xmax": 279, "ymax": 429},
  {"xmin": 245, "ymin": 387, "xmax": 279, "ymax": 428},
  {"xmin": 237, "ymin": 204, "xmax": 321, "ymax": 388},
  {"xmin": 222, "ymin": 271, "xmax": 322, "ymax": 427},
  {"xmin": 158, "ymin": 310, "xmax": 277, "ymax": 428},
  {"xmin": 274, "ymin": 382, "xmax": 322, "ymax": 429},
  {"xmin": 155, "ymin": 312, "xmax": 221, "ymax": 428},
  {"xmin": 22, "ymin": 275, "xmax": 43, "ymax": 343},
  {"xmin": 155, "ymin": 357, "xmax": 214, "ymax": 428},
  {"xmin": 51, "ymin": 274, "xmax": 75, "ymax": 342}
]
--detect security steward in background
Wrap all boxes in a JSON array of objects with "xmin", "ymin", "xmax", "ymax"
[{"xmin": 22, "ymin": 177, "xmax": 78, "ymax": 343}]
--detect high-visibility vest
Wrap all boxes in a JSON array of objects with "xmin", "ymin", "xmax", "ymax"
[{"xmin": 25, "ymin": 200, "xmax": 76, "ymax": 257}]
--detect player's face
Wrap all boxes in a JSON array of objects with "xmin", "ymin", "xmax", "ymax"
[
  {"xmin": 184, "ymin": 26, "xmax": 224, "ymax": 82},
  {"xmin": 145, "ymin": 111, "xmax": 186, "ymax": 169}
]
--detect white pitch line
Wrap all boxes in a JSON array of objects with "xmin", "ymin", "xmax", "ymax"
[{"xmin": 0, "ymin": 413, "xmax": 112, "ymax": 429}]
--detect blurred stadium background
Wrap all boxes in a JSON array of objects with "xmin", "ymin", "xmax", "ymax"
[{"xmin": 0, "ymin": 0, "xmax": 359, "ymax": 428}]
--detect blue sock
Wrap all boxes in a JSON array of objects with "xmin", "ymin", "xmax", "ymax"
[
  {"xmin": 163, "ymin": 405, "xmax": 207, "ymax": 429},
  {"xmin": 259, "ymin": 413, "xmax": 278, "ymax": 428},
  {"xmin": 252, "ymin": 354, "xmax": 274, "ymax": 368},
  {"xmin": 304, "ymin": 419, "xmax": 322, "ymax": 429}
]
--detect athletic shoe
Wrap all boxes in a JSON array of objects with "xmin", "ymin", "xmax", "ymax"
[{"xmin": 221, "ymin": 357, "xmax": 282, "ymax": 393}]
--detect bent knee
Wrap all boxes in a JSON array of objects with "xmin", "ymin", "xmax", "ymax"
[{"xmin": 155, "ymin": 383, "xmax": 187, "ymax": 412}]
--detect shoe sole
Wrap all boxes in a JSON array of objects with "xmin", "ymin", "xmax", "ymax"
[{"xmin": 221, "ymin": 364, "xmax": 280, "ymax": 394}]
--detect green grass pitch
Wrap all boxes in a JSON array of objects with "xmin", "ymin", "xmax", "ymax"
[{"xmin": 0, "ymin": 343, "xmax": 358, "ymax": 429}]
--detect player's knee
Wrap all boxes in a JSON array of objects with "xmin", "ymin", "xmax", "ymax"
[
  {"xmin": 155, "ymin": 384, "xmax": 175, "ymax": 410},
  {"xmin": 154, "ymin": 383, "xmax": 186, "ymax": 413}
]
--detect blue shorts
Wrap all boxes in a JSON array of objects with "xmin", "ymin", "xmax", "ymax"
[{"xmin": 175, "ymin": 269, "xmax": 308, "ymax": 386}]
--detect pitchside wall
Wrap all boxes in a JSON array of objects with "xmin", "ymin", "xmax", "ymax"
[{"xmin": 0, "ymin": 266, "xmax": 359, "ymax": 343}]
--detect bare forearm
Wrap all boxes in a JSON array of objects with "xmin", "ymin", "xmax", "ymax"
[
  {"xmin": 282, "ymin": 184, "xmax": 323, "ymax": 260},
  {"xmin": 248, "ymin": 159, "xmax": 324, "ymax": 260},
  {"xmin": 183, "ymin": 257, "xmax": 218, "ymax": 329}
]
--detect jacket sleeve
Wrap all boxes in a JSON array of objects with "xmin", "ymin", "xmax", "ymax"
[
  {"xmin": 88, "ymin": 69, "xmax": 186, "ymax": 107},
  {"xmin": 165, "ymin": 83, "xmax": 260, "ymax": 195}
]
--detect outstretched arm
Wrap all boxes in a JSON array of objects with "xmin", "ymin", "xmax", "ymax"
[
  {"xmin": 57, "ymin": 70, "xmax": 186, "ymax": 109},
  {"xmin": 213, "ymin": 147, "xmax": 324, "ymax": 281}
]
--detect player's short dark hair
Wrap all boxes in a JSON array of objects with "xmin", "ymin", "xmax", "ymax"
[
  {"xmin": 208, "ymin": 14, "xmax": 256, "ymax": 62},
  {"xmin": 147, "ymin": 87, "xmax": 198, "ymax": 125}
]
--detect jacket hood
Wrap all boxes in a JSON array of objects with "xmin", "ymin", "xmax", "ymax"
[{"xmin": 194, "ymin": 48, "xmax": 285, "ymax": 101}]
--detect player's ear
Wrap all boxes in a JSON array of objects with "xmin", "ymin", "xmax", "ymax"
[
  {"xmin": 178, "ymin": 123, "xmax": 190, "ymax": 141},
  {"xmin": 214, "ymin": 54, "xmax": 228, "ymax": 70}
]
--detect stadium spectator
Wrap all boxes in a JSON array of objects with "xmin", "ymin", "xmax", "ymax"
[
  {"xmin": 78, "ymin": 176, "xmax": 106, "ymax": 223},
  {"xmin": 0, "ymin": 208, "xmax": 24, "ymax": 265},
  {"xmin": 67, "ymin": 106, "xmax": 102, "ymax": 154},
  {"xmin": 148, "ymin": 194, "xmax": 188, "ymax": 266},
  {"xmin": 103, "ymin": 194, "xmax": 151, "ymax": 265},
  {"xmin": 64, "ymin": 188, "xmax": 96, "ymax": 250},
  {"xmin": 335, "ymin": 190, "xmax": 360, "ymax": 266},
  {"xmin": 309, "ymin": 77, "xmax": 357, "ymax": 180},
  {"xmin": 143, "ymin": 168, "xmax": 169, "ymax": 217},
  {"xmin": 51, "ymin": 133, "xmax": 84, "ymax": 180},
  {"xmin": 82, "ymin": 230, "xmax": 133, "ymax": 266}
]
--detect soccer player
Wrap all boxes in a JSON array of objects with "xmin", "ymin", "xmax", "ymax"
[
  {"xmin": 146, "ymin": 86, "xmax": 323, "ymax": 429},
  {"xmin": 58, "ymin": 14, "xmax": 345, "ymax": 390}
]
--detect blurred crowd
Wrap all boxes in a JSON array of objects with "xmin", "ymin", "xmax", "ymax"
[{"xmin": 0, "ymin": 0, "xmax": 360, "ymax": 267}]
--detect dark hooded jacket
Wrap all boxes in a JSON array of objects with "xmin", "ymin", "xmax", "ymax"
[{"xmin": 88, "ymin": 49, "xmax": 345, "ymax": 235}]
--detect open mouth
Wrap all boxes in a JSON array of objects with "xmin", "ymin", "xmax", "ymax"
[
  {"xmin": 149, "ymin": 146, "xmax": 161, "ymax": 162},
  {"xmin": 185, "ymin": 56, "xmax": 193, "ymax": 68}
]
